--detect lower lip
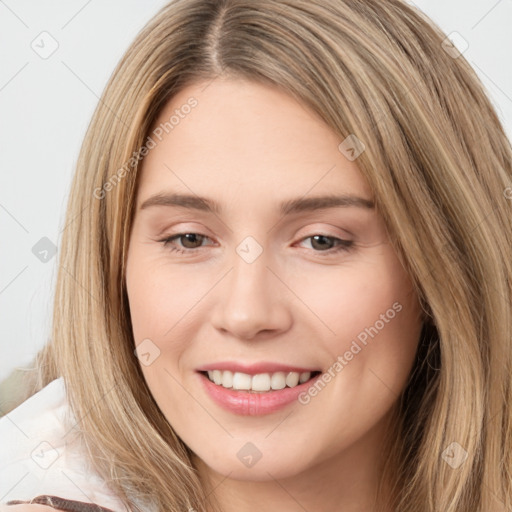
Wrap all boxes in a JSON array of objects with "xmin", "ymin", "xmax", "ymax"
[{"xmin": 197, "ymin": 372, "xmax": 321, "ymax": 416}]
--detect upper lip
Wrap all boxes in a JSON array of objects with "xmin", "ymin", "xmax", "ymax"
[{"xmin": 196, "ymin": 361, "xmax": 320, "ymax": 375}]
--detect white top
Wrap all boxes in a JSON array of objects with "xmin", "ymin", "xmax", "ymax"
[{"xmin": 0, "ymin": 378, "xmax": 130, "ymax": 510}]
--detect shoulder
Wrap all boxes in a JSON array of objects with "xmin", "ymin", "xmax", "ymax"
[{"xmin": 0, "ymin": 379, "xmax": 128, "ymax": 511}]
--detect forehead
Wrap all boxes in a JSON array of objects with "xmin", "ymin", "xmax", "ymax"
[{"xmin": 137, "ymin": 78, "xmax": 373, "ymax": 206}]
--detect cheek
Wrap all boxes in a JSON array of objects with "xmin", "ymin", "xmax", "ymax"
[
  {"xmin": 126, "ymin": 251, "xmax": 215, "ymax": 399},
  {"xmin": 126, "ymin": 254, "xmax": 195, "ymax": 406},
  {"xmin": 292, "ymin": 248, "xmax": 422, "ymax": 380},
  {"xmin": 298, "ymin": 254, "xmax": 416, "ymax": 333},
  {"xmin": 126, "ymin": 254, "xmax": 200, "ymax": 343}
]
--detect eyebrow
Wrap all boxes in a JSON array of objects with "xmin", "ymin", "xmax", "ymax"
[{"xmin": 139, "ymin": 193, "xmax": 375, "ymax": 215}]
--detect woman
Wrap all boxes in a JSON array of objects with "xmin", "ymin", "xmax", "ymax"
[{"xmin": 1, "ymin": 0, "xmax": 511, "ymax": 511}]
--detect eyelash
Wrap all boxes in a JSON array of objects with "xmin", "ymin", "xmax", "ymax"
[{"xmin": 157, "ymin": 233, "xmax": 354, "ymax": 256}]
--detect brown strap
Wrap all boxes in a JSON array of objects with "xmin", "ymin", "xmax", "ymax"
[{"xmin": 6, "ymin": 495, "xmax": 115, "ymax": 511}]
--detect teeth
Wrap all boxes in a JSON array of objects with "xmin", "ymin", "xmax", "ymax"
[
  {"xmin": 299, "ymin": 372, "xmax": 311, "ymax": 383},
  {"xmin": 270, "ymin": 372, "xmax": 286, "ymax": 390},
  {"xmin": 222, "ymin": 370, "xmax": 233, "ymax": 388},
  {"xmin": 232, "ymin": 372, "xmax": 252, "ymax": 390},
  {"xmin": 212, "ymin": 370, "xmax": 222, "ymax": 385},
  {"xmin": 252, "ymin": 373, "xmax": 271, "ymax": 391},
  {"xmin": 286, "ymin": 372, "xmax": 300, "ymax": 387},
  {"xmin": 206, "ymin": 370, "xmax": 313, "ymax": 391}
]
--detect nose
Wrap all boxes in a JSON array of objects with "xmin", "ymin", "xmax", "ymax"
[{"xmin": 210, "ymin": 250, "xmax": 293, "ymax": 341}]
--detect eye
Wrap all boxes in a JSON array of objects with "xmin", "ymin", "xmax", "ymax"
[
  {"xmin": 297, "ymin": 234, "xmax": 354, "ymax": 254},
  {"xmin": 158, "ymin": 232, "xmax": 353, "ymax": 256},
  {"xmin": 158, "ymin": 233, "xmax": 212, "ymax": 254}
]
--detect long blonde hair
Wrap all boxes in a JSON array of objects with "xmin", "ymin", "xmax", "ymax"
[{"xmin": 35, "ymin": 0, "xmax": 512, "ymax": 510}]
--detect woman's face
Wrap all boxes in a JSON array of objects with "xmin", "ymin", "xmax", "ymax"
[{"xmin": 125, "ymin": 77, "xmax": 424, "ymax": 481}]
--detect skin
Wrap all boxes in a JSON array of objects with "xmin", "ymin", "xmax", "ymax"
[{"xmin": 125, "ymin": 77, "xmax": 424, "ymax": 511}]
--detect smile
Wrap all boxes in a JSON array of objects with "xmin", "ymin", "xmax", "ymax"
[
  {"xmin": 202, "ymin": 370, "xmax": 320, "ymax": 392},
  {"xmin": 196, "ymin": 364, "xmax": 322, "ymax": 416}
]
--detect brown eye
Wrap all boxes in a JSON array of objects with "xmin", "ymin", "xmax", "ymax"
[
  {"xmin": 310, "ymin": 235, "xmax": 336, "ymax": 251},
  {"xmin": 159, "ymin": 233, "xmax": 211, "ymax": 254},
  {"xmin": 299, "ymin": 235, "xmax": 353, "ymax": 254},
  {"xmin": 175, "ymin": 233, "xmax": 206, "ymax": 249}
]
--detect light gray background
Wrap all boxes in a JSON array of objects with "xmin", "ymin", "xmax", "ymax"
[{"xmin": 1, "ymin": 0, "xmax": 511, "ymax": 381}]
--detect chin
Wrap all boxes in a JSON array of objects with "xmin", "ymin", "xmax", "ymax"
[{"xmin": 192, "ymin": 444, "xmax": 315, "ymax": 481}]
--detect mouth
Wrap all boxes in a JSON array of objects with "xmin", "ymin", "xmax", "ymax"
[
  {"xmin": 197, "ymin": 368, "xmax": 323, "ymax": 415},
  {"xmin": 198, "ymin": 369, "xmax": 322, "ymax": 393}
]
